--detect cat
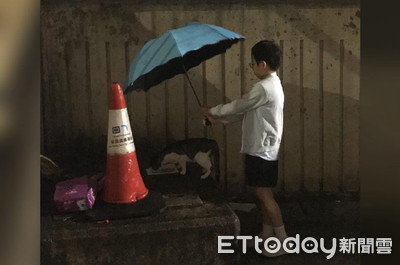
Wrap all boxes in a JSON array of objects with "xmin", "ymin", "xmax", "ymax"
[{"xmin": 151, "ymin": 138, "xmax": 219, "ymax": 181}]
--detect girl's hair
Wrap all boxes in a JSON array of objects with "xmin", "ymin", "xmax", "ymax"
[{"xmin": 251, "ymin": 40, "xmax": 281, "ymax": 70}]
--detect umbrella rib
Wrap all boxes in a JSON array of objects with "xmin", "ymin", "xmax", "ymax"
[
  {"xmin": 133, "ymin": 39, "xmax": 157, "ymax": 70},
  {"xmin": 140, "ymin": 32, "xmax": 176, "ymax": 76},
  {"xmin": 205, "ymin": 24, "xmax": 239, "ymax": 40},
  {"xmin": 168, "ymin": 30, "xmax": 183, "ymax": 56}
]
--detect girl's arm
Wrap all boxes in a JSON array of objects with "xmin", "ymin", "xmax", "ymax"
[
  {"xmin": 201, "ymin": 108, "xmax": 244, "ymax": 124},
  {"xmin": 209, "ymin": 84, "xmax": 268, "ymax": 117}
]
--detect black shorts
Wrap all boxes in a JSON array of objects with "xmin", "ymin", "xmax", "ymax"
[{"xmin": 245, "ymin": 154, "xmax": 279, "ymax": 187}]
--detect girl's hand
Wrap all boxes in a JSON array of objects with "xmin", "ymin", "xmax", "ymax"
[
  {"xmin": 206, "ymin": 115, "xmax": 223, "ymax": 124},
  {"xmin": 200, "ymin": 106, "xmax": 211, "ymax": 116}
]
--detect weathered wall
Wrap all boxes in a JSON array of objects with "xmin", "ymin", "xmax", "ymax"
[{"xmin": 41, "ymin": 0, "xmax": 360, "ymax": 194}]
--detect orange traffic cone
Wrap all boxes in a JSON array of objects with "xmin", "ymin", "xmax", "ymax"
[{"xmin": 102, "ymin": 82, "xmax": 148, "ymax": 203}]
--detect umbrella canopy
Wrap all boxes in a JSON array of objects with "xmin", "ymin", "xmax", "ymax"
[{"xmin": 124, "ymin": 22, "xmax": 244, "ymax": 94}]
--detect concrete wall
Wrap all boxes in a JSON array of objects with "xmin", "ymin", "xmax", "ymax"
[{"xmin": 41, "ymin": 0, "xmax": 360, "ymax": 194}]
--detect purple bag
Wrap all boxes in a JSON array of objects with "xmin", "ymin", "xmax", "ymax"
[{"xmin": 54, "ymin": 175, "xmax": 97, "ymax": 213}]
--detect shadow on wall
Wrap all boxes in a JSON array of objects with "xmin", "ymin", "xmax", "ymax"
[{"xmin": 269, "ymin": 4, "xmax": 360, "ymax": 78}]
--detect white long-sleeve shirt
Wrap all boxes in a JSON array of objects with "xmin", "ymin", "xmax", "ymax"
[{"xmin": 209, "ymin": 72, "xmax": 284, "ymax": 159}]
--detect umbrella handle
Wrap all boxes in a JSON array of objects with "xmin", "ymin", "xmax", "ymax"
[{"xmin": 203, "ymin": 116, "xmax": 212, "ymax": 127}]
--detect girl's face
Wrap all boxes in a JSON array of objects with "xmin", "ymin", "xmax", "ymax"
[{"xmin": 250, "ymin": 55, "xmax": 269, "ymax": 79}]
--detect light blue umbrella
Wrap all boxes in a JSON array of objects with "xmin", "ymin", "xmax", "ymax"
[{"xmin": 125, "ymin": 22, "xmax": 244, "ymax": 106}]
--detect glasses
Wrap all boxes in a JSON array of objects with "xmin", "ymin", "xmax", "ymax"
[{"xmin": 248, "ymin": 62, "xmax": 257, "ymax": 68}]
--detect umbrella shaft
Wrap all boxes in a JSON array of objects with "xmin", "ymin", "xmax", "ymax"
[{"xmin": 182, "ymin": 66, "xmax": 202, "ymax": 107}]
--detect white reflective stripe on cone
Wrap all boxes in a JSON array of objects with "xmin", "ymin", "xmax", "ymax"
[{"xmin": 107, "ymin": 109, "xmax": 136, "ymax": 155}]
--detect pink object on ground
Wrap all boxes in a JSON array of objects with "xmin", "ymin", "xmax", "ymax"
[{"xmin": 54, "ymin": 176, "xmax": 97, "ymax": 213}]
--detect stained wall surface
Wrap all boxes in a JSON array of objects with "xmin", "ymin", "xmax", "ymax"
[{"xmin": 41, "ymin": 0, "xmax": 360, "ymax": 194}]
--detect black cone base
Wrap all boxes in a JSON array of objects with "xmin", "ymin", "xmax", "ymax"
[{"xmin": 85, "ymin": 190, "xmax": 166, "ymax": 221}]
